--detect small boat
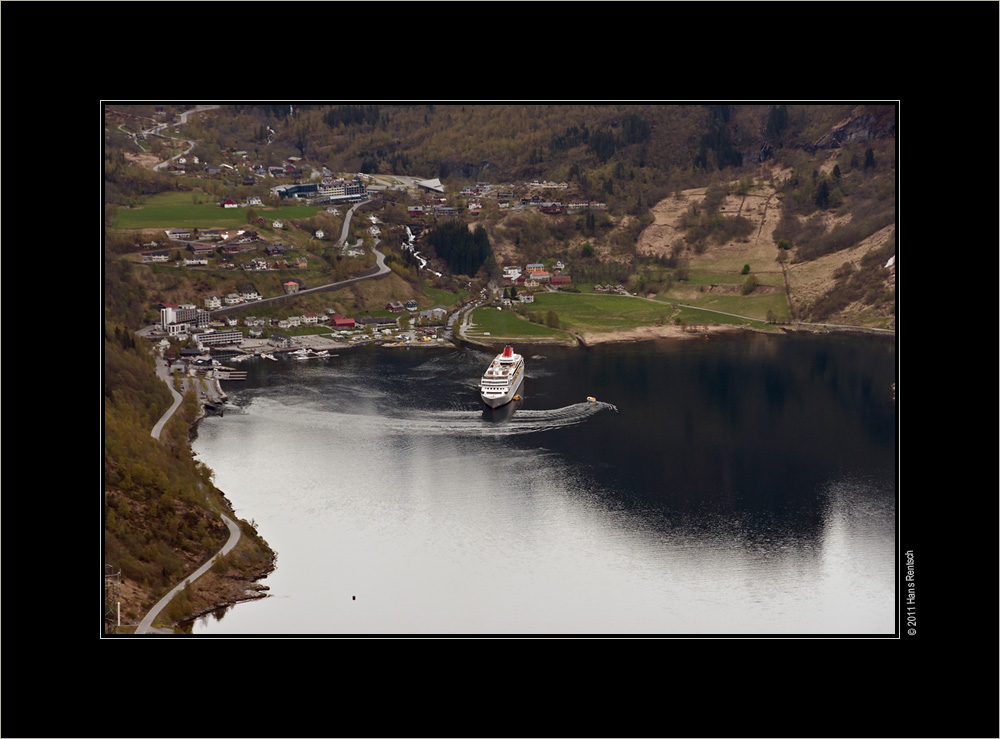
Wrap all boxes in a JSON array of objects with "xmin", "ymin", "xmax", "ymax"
[{"xmin": 587, "ymin": 396, "xmax": 597, "ymax": 403}]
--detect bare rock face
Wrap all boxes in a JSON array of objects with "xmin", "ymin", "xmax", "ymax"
[{"xmin": 809, "ymin": 106, "xmax": 896, "ymax": 151}]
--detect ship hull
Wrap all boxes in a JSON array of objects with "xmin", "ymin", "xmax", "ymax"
[{"xmin": 481, "ymin": 370, "xmax": 524, "ymax": 408}]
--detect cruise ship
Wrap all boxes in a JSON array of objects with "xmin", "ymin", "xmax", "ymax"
[{"xmin": 480, "ymin": 345, "xmax": 524, "ymax": 408}]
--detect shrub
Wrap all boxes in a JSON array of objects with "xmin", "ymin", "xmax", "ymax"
[{"xmin": 833, "ymin": 262, "xmax": 854, "ymax": 280}]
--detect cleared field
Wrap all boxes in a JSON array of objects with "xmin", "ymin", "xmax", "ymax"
[
  {"xmin": 465, "ymin": 306, "xmax": 572, "ymax": 342},
  {"xmin": 679, "ymin": 291, "xmax": 788, "ymax": 322},
  {"xmin": 421, "ymin": 284, "xmax": 470, "ymax": 307},
  {"xmin": 530, "ymin": 292, "xmax": 675, "ymax": 333},
  {"xmin": 112, "ymin": 192, "xmax": 323, "ymax": 230},
  {"xmin": 529, "ymin": 290, "xmax": 774, "ymax": 336}
]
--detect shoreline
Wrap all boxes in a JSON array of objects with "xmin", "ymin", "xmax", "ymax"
[
  {"xmin": 576, "ymin": 323, "xmax": 743, "ymax": 345},
  {"xmin": 577, "ymin": 321, "xmax": 895, "ymax": 346},
  {"xmin": 462, "ymin": 322, "xmax": 894, "ymax": 349}
]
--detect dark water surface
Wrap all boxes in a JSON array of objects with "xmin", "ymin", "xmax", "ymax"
[{"xmin": 191, "ymin": 333, "xmax": 897, "ymax": 635}]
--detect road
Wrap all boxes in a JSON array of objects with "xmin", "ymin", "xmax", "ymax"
[
  {"xmin": 150, "ymin": 105, "xmax": 219, "ymax": 172},
  {"xmin": 209, "ymin": 198, "xmax": 391, "ymax": 316},
  {"xmin": 134, "ymin": 350, "xmax": 244, "ymax": 634},
  {"xmin": 209, "ymin": 241, "xmax": 390, "ymax": 317},
  {"xmin": 150, "ymin": 357, "xmax": 185, "ymax": 441},
  {"xmin": 134, "ymin": 513, "xmax": 242, "ymax": 635},
  {"xmin": 141, "ymin": 114, "xmax": 392, "ymax": 317}
]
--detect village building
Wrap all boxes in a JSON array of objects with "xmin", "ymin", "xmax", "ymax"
[
  {"xmin": 239, "ymin": 284, "xmax": 261, "ymax": 301},
  {"xmin": 197, "ymin": 329, "xmax": 244, "ymax": 347}
]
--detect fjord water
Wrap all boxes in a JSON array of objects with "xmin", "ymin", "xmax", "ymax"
[{"xmin": 191, "ymin": 333, "xmax": 897, "ymax": 635}]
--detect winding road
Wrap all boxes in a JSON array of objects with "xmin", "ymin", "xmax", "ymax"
[
  {"xmin": 131, "ymin": 105, "xmax": 242, "ymax": 634},
  {"xmin": 133, "ymin": 106, "xmax": 397, "ymax": 632},
  {"xmin": 134, "ymin": 513, "xmax": 242, "ymax": 635},
  {"xmin": 209, "ymin": 199, "xmax": 391, "ymax": 317},
  {"xmin": 150, "ymin": 105, "xmax": 220, "ymax": 172},
  {"xmin": 134, "ymin": 355, "xmax": 243, "ymax": 634}
]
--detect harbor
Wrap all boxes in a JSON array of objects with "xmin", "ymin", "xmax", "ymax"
[{"xmin": 165, "ymin": 329, "xmax": 458, "ymax": 415}]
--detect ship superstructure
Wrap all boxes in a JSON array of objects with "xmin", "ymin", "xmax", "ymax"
[{"xmin": 479, "ymin": 345, "xmax": 524, "ymax": 408}]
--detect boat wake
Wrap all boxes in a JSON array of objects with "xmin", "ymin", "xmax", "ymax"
[{"xmin": 400, "ymin": 400, "xmax": 617, "ymax": 437}]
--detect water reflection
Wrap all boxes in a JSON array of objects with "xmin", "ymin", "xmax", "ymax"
[{"xmin": 191, "ymin": 337, "xmax": 895, "ymax": 635}]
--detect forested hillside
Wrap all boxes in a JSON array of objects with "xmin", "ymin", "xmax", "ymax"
[
  {"xmin": 107, "ymin": 103, "xmax": 894, "ymax": 282},
  {"xmin": 168, "ymin": 103, "xmax": 839, "ymax": 213},
  {"xmin": 103, "ymin": 261, "xmax": 275, "ymax": 631}
]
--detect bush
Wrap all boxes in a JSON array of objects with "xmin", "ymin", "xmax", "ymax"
[{"xmin": 833, "ymin": 262, "xmax": 854, "ymax": 280}]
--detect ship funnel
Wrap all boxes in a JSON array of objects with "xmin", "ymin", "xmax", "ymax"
[{"xmin": 502, "ymin": 345, "xmax": 513, "ymax": 358}]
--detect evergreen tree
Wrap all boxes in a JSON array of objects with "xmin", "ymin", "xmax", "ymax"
[
  {"xmin": 765, "ymin": 104, "xmax": 788, "ymax": 141},
  {"xmin": 815, "ymin": 179, "xmax": 830, "ymax": 209}
]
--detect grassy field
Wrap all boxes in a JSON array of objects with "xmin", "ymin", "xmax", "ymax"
[
  {"xmin": 473, "ymin": 290, "xmax": 778, "ymax": 342},
  {"xmin": 112, "ymin": 191, "xmax": 323, "ymax": 230},
  {"xmin": 421, "ymin": 283, "xmax": 470, "ymax": 307},
  {"xmin": 530, "ymin": 292, "xmax": 674, "ymax": 334},
  {"xmin": 672, "ymin": 291, "xmax": 788, "ymax": 323},
  {"xmin": 465, "ymin": 306, "xmax": 573, "ymax": 342}
]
